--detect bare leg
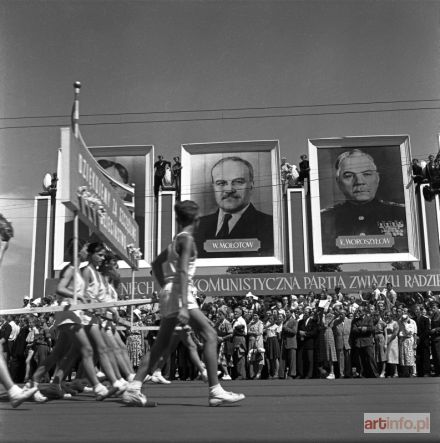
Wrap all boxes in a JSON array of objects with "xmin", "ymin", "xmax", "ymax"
[
  {"xmin": 0, "ymin": 351, "xmax": 15, "ymax": 390},
  {"xmin": 188, "ymin": 309, "xmax": 219, "ymax": 387},
  {"xmin": 87, "ymin": 324, "xmax": 118, "ymax": 384},
  {"xmin": 133, "ymin": 317, "xmax": 178, "ymax": 382},
  {"xmin": 24, "ymin": 349, "xmax": 35, "ymax": 381},
  {"xmin": 102, "ymin": 329, "xmax": 129, "ymax": 378},
  {"xmin": 100, "ymin": 329, "xmax": 123, "ymax": 379},
  {"xmin": 113, "ymin": 330, "xmax": 135, "ymax": 376}
]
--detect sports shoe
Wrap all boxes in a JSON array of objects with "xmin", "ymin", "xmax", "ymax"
[
  {"xmin": 326, "ymin": 373, "xmax": 335, "ymax": 380},
  {"xmin": 151, "ymin": 373, "xmax": 171, "ymax": 385},
  {"xmin": 209, "ymin": 389, "xmax": 245, "ymax": 407},
  {"xmin": 113, "ymin": 380, "xmax": 128, "ymax": 396},
  {"xmin": 9, "ymin": 385, "xmax": 38, "ymax": 408},
  {"xmin": 94, "ymin": 384, "xmax": 111, "ymax": 401},
  {"xmin": 33, "ymin": 390, "xmax": 48, "ymax": 403},
  {"xmin": 42, "ymin": 383, "xmax": 64, "ymax": 400},
  {"xmin": 222, "ymin": 374, "xmax": 232, "ymax": 380},
  {"xmin": 144, "ymin": 374, "xmax": 152, "ymax": 382},
  {"xmin": 122, "ymin": 389, "xmax": 147, "ymax": 407},
  {"xmin": 96, "ymin": 371, "xmax": 106, "ymax": 382}
]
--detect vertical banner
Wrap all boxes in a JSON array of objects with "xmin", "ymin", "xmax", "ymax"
[{"xmin": 58, "ymin": 128, "xmax": 139, "ymax": 267}]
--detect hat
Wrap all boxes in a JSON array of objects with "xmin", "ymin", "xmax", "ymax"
[
  {"xmin": 133, "ymin": 309, "xmax": 142, "ymax": 320},
  {"xmin": 245, "ymin": 291, "xmax": 254, "ymax": 298},
  {"xmin": 291, "ymin": 295, "xmax": 298, "ymax": 300},
  {"xmin": 23, "ymin": 295, "xmax": 31, "ymax": 300},
  {"xmin": 31, "ymin": 298, "xmax": 41, "ymax": 306}
]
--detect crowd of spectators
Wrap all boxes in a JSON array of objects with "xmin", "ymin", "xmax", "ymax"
[
  {"xmin": 113, "ymin": 284, "xmax": 440, "ymax": 382},
  {"xmin": 3, "ymin": 284, "xmax": 439, "ymax": 384}
]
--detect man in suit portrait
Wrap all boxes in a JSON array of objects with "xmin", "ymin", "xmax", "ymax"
[
  {"xmin": 320, "ymin": 149, "xmax": 408, "ymax": 254},
  {"xmin": 195, "ymin": 156, "xmax": 274, "ymax": 258}
]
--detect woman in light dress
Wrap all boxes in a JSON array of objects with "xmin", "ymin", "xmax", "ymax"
[
  {"xmin": 398, "ymin": 313, "xmax": 416, "ymax": 377},
  {"xmin": 384, "ymin": 311, "xmax": 399, "ymax": 377}
]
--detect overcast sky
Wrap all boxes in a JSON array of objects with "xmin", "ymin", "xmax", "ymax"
[{"xmin": 1, "ymin": 0, "xmax": 439, "ymax": 308}]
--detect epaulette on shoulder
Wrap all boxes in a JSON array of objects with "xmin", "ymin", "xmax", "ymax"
[
  {"xmin": 321, "ymin": 203, "xmax": 344, "ymax": 214},
  {"xmin": 378, "ymin": 200, "xmax": 405, "ymax": 208}
]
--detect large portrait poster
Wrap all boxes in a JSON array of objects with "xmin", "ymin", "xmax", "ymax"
[
  {"xmin": 309, "ymin": 135, "xmax": 419, "ymax": 264},
  {"xmin": 181, "ymin": 140, "xmax": 284, "ymax": 267},
  {"xmin": 54, "ymin": 141, "xmax": 154, "ymax": 270}
]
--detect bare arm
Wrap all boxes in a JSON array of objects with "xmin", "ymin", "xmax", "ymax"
[
  {"xmin": 56, "ymin": 266, "xmax": 82, "ymax": 301},
  {"xmin": 151, "ymin": 248, "xmax": 168, "ymax": 288},
  {"xmin": 175, "ymin": 233, "xmax": 193, "ymax": 324}
]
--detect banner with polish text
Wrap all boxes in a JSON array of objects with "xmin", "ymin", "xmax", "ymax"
[
  {"xmin": 59, "ymin": 130, "xmax": 139, "ymax": 268},
  {"xmin": 46, "ymin": 269, "xmax": 440, "ymax": 297}
]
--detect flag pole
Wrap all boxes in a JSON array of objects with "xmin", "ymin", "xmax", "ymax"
[{"xmin": 72, "ymin": 81, "xmax": 81, "ymax": 138}]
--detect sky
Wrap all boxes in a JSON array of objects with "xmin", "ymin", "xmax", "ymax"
[{"xmin": 1, "ymin": 0, "xmax": 440, "ymax": 308}]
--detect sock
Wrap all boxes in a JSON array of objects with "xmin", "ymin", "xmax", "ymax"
[
  {"xmin": 209, "ymin": 383, "xmax": 222, "ymax": 394},
  {"xmin": 127, "ymin": 373, "xmax": 135, "ymax": 382},
  {"xmin": 113, "ymin": 380, "xmax": 122, "ymax": 388},
  {"xmin": 8, "ymin": 385, "xmax": 22, "ymax": 397},
  {"xmin": 128, "ymin": 380, "xmax": 142, "ymax": 391}
]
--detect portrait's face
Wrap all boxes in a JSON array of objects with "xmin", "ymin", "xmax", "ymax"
[
  {"xmin": 212, "ymin": 159, "xmax": 253, "ymax": 213},
  {"xmin": 104, "ymin": 165, "xmax": 128, "ymax": 200},
  {"xmin": 336, "ymin": 153, "xmax": 380, "ymax": 204}
]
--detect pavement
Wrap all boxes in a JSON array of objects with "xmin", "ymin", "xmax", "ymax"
[{"xmin": 0, "ymin": 378, "xmax": 439, "ymax": 443}]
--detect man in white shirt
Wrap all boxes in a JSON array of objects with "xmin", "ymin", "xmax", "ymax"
[
  {"xmin": 232, "ymin": 308, "xmax": 247, "ymax": 379},
  {"xmin": 385, "ymin": 282, "xmax": 397, "ymax": 306},
  {"xmin": 7, "ymin": 315, "xmax": 20, "ymax": 358}
]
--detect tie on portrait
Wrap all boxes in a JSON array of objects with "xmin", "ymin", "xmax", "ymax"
[{"xmin": 216, "ymin": 213, "xmax": 232, "ymax": 239}]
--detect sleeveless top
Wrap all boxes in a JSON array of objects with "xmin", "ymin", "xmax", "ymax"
[
  {"xmin": 84, "ymin": 265, "xmax": 107, "ymax": 303},
  {"xmin": 159, "ymin": 231, "xmax": 198, "ymax": 318},
  {"xmin": 82, "ymin": 265, "xmax": 106, "ymax": 325},
  {"xmin": 55, "ymin": 265, "xmax": 85, "ymax": 326},
  {"xmin": 162, "ymin": 231, "xmax": 197, "ymax": 287}
]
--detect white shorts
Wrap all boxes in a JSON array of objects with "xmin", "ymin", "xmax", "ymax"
[{"xmin": 159, "ymin": 282, "xmax": 198, "ymax": 319}]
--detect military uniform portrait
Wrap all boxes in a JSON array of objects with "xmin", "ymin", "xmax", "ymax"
[{"xmin": 309, "ymin": 136, "xmax": 418, "ymax": 264}]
